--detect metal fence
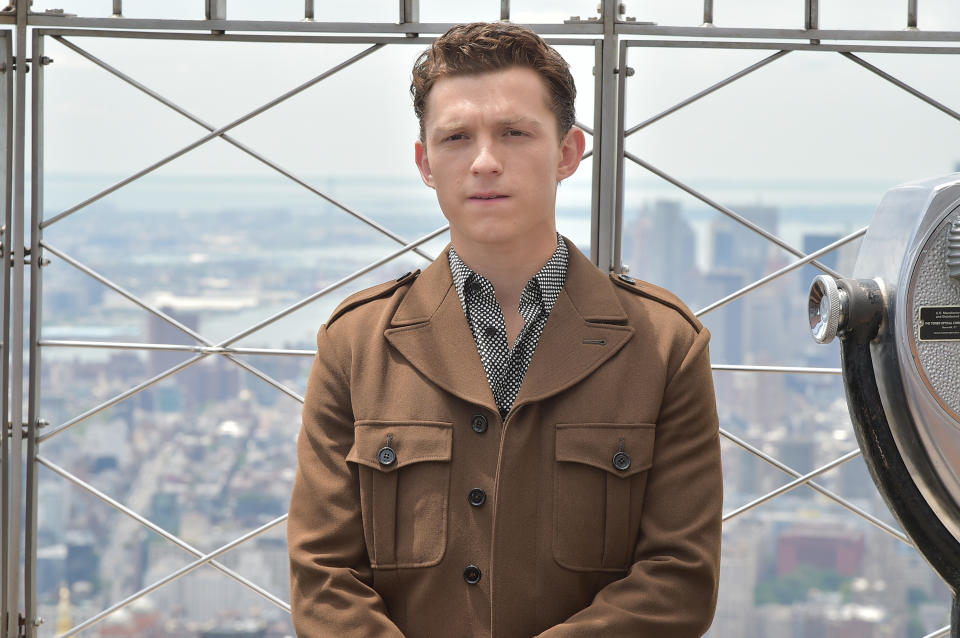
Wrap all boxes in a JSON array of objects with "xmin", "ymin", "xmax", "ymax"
[{"xmin": 3, "ymin": 0, "xmax": 960, "ymax": 636}]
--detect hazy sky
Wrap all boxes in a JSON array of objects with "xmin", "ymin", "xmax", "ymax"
[{"xmin": 30, "ymin": 0, "xmax": 960, "ymax": 188}]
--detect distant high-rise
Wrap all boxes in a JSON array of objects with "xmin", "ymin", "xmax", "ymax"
[
  {"xmin": 710, "ymin": 204, "xmax": 779, "ymax": 282},
  {"xmin": 623, "ymin": 199, "xmax": 698, "ymax": 302}
]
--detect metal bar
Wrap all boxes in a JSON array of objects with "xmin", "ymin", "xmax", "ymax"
[
  {"xmin": 27, "ymin": 17, "xmax": 604, "ymax": 34},
  {"xmin": 908, "ymin": 0, "xmax": 918, "ymax": 29},
  {"xmin": 112, "ymin": 0, "xmax": 122, "ymax": 17},
  {"xmin": 574, "ymin": 120, "xmax": 594, "ymax": 136},
  {"xmin": 589, "ymin": 40, "xmax": 603, "ymax": 267},
  {"xmin": 702, "ymin": 0, "xmax": 714, "ymax": 26},
  {"xmin": 41, "ymin": 241, "xmax": 207, "ymax": 344},
  {"xmin": 613, "ymin": 24, "xmax": 960, "ymax": 41},
  {"xmin": 223, "ymin": 354, "xmax": 304, "ymax": 404},
  {"xmin": 921, "ymin": 625, "xmax": 950, "ymax": 638},
  {"xmin": 23, "ymin": 29, "xmax": 45, "ymax": 638},
  {"xmin": 36, "ymin": 28, "xmax": 595, "ymax": 47},
  {"xmin": 304, "ymin": 0, "xmax": 314, "ymax": 21},
  {"xmin": 593, "ymin": 0, "xmax": 620, "ymax": 272},
  {"xmin": 218, "ymin": 224, "xmax": 447, "ymax": 348},
  {"xmin": 41, "ymin": 43, "xmax": 385, "ymax": 229},
  {"xmin": 501, "ymin": 0, "xmax": 510, "ymax": 22},
  {"xmin": 711, "ymin": 364, "xmax": 841, "ymax": 374},
  {"xmin": 611, "ymin": 39, "xmax": 627, "ymax": 273},
  {"xmin": 805, "ymin": 0, "xmax": 819, "ymax": 31},
  {"xmin": 58, "ymin": 514, "xmax": 287, "ymax": 637},
  {"xmin": 843, "ymin": 52, "xmax": 960, "ymax": 124},
  {"xmin": 720, "ymin": 428, "xmax": 912, "ymax": 545},
  {"xmin": 205, "ymin": 0, "xmax": 226, "ymax": 21},
  {"xmin": 623, "ymin": 39, "xmax": 960, "ymax": 54},
  {"xmin": 35, "ymin": 456, "xmax": 291, "ymax": 613},
  {"xmin": 0, "ymin": 28, "xmax": 12, "ymax": 638},
  {"xmin": 623, "ymin": 151, "xmax": 845, "ymax": 278},
  {"xmin": 52, "ymin": 36, "xmax": 435, "ymax": 262},
  {"xmin": 695, "ymin": 226, "xmax": 868, "ymax": 317},
  {"xmin": 722, "ymin": 448, "xmax": 861, "ymax": 522},
  {"xmin": 624, "ymin": 50, "xmax": 789, "ymax": 137},
  {"xmin": 38, "ymin": 354, "xmax": 208, "ymax": 443},
  {"xmin": 4, "ymin": 1, "xmax": 27, "ymax": 634},
  {"xmin": 39, "ymin": 340, "xmax": 316, "ymax": 356}
]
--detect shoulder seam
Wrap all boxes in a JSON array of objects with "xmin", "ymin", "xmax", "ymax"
[
  {"xmin": 609, "ymin": 274, "xmax": 701, "ymax": 332},
  {"xmin": 327, "ymin": 270, "xmax": 419, "ymax": 328}
]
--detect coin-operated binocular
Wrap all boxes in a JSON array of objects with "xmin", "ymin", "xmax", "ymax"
[{"xmin": 809, "ymin": 175, "xmax": 960, "ymax": 633}]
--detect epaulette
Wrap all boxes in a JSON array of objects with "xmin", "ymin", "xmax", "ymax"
[
  {"xmin": 326, "ymin": 270, "xmax": 420, "ymax": 327},
  {"xmin": 609, "ymin": 272, "xmax": 701, "ymax": 332}
]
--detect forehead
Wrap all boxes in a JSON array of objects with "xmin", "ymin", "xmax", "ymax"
[{"xmin": 424, "ymin": 66, "xmax": 556, "ymax": 130}]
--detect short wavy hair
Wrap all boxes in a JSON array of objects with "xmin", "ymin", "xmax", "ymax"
[{"xmin": 411, "ymin": 22, "xmax": 577, "ymax": 143}]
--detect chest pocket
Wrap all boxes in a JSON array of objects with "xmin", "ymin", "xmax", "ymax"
[
  {"xmin": 347, "ymin": 421, "xmax": 453, "ymax": 569},
  {"xmin": 553, "ymin": 423, "xmax": 655, "ymax": 572}
]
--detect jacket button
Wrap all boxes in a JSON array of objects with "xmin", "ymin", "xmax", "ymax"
[
  {"xmin": 618, "ymin": 273, "xmax": 635, "ymax": 285},
  {"xmin": 468, "ymin": 488, "xmax": 486, "ymax": 507},
  {"xmin": 612, "ymin": 451, "xmax": 631, "ymax": 471},
  {"xmin": 377, "ymin": 446, "xmax": 397, "ymax": 466},
  {"xmin": 463, "ymin": 565, "xmax": 482, "ymax": 585},
  {"xmin": 471, "ymin": 414, "xmax": 488, "ymax": 434}
]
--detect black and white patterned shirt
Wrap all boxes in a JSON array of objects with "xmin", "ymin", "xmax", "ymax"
[{"xmin": 448, "ymin": 234, "xmax": 569, "ymax": 418}]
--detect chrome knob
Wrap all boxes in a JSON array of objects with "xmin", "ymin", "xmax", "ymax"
[{"xmin": 808, "ymin": 275, "xmax": 846, "ymax": 344}]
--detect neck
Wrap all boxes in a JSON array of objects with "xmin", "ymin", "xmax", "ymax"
[{"xmin": 452, "ymin": 229, "xmax": 559, "ymax": 306}]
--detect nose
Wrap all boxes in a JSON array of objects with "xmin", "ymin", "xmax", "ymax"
[{"xmin": 470, "ymin": 143, "xmax": 502, "ymax": 175}]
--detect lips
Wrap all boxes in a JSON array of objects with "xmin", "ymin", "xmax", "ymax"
[{"xmin": 470, "ymin": 193, "xmax": 509, "ymax": 200}]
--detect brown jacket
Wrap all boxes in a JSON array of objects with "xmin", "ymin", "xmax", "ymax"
[{"xmin": 288, "ymin": 238, "xmax": 722, "ymax": 637}]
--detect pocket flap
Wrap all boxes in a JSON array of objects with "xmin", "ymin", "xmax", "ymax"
[
  {"xmin": 347, "ymin": 421, "xmax": 453, "ymax": 472},
  {"xmin": 555, "ymin": 423, "xmax": 655, "ymax": 478}
]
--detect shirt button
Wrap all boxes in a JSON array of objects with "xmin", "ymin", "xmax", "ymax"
[
  {"xmin": 468, "ymin": 488, "xmax": 486, "ymax": 507},
  {"xmin": 463, "ymin": 565, "xmax": 482, "ymax": 585},
  {"xmin": 471, "ymin": 414, "xmax": 488, "ymax": 434},
  {"xmin": 612, "ymin": 451, "xmax": 631, "ymax": 471},
  {"xmin": 377, "ymin": 446, "xmax": 397, "ymax": 467}
]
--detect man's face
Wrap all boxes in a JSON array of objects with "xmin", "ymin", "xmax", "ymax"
[{"xmin": 415, "ymin": 66, "xmax": 584, "ymax": 251}]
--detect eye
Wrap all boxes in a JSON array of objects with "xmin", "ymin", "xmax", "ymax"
[
  {"xmin": 507, "ymin": 129, "xmax": 527, "ymax": 137},
  {"xmin": 444, "ymin": 133, "xmax": 466, "ymax": 142}
]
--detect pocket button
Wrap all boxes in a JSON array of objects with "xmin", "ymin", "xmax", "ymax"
[
  {"xmin": 612, "ymin": 451, "xmax": 631, "ymax": 472},
  {"xmin": 471, "ymin": 414, "xmax": 488, "ymax": 434},
  {"xmin": 377, "ymin": 446, "xmax": 397, "ymax": 466}
]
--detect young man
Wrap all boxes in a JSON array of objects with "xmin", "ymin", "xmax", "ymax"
[{"xmin": 288, "ymin": 22, "xmax": 722, "ymax": 637}]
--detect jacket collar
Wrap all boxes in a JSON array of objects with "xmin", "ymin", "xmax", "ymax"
[{"xmin": 384, "ymin": 237, "xmax": 633, "ymax": 413}]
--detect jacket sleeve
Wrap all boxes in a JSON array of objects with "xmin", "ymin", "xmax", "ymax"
[
  {"xmin": 537, "ymin": 327, "xmax": 722, "ymax": 637},
  {"xmin": 288, "ymin": 324, "xmax": 406, "ymax": 638}
]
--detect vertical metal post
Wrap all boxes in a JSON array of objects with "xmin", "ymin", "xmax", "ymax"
[
  {"xmin": 703, "ymin": 0, "xmax": 714, "ymax": 26},
  {"xmin": 805, "ymin": 0, "xmax": 819, "ymax": 44},
  {"xmin": 399, "ymin": 0, "xmax": 419, "ymax": 37},
  {"xmin": 4, "ymin": 0, "xmax": 28, "ymax": 635},
  {"xmin": 592, "ymin": 0, "xmax": 621, "ymax": 272},
  {"xmin": 611, "ymin": 40, "xmax": 627, "ymax": 273},
  {"xmin": 501, "ymin": 0, "xmax": 510, "ymax": 21},
  {"xmin": 907, "ymin": 0, "xmax": 918, "ymax": 29},
  {"xmin": 399, "ymin": 0, "xmax": 418, "ymax": 23},
  {"xmin": 205, "ymin": 0, "xmax": 226, "ymax": 20},
  {"xmin": 22, "ymin": 30, "xmax": 43, "ymax": 637},
  {"xmin": 0, "ymin": 30, "xmax": 12, "ymax": 638},
  {"xmin": 112, "ymin": 0, "xmax": 122, "ymax": 17},
  {"xmin": 304, "ymin": 0, "xmax": 314, "ymax": 21}
]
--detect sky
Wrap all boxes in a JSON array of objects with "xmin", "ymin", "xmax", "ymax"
[{"xmin": 26, "ymin": 0, "xmax": 960, "ymax": 188}]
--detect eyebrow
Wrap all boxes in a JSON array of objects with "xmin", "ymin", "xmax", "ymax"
[{"xmin": 432, "ymin": 116, "xmax": 545, "ymax": 137}]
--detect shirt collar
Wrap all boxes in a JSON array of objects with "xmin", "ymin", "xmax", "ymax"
[{"xmin": 448, "ymin": 233, "xmax": 568, "ymax": 317}]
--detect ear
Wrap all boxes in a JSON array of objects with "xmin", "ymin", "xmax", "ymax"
[
  {"xmin": 556, "ymin": 126, "xmax": 586, "ymax": 182},
  {"xmin": 415, "ymin": 139, "xmax": 436, "ymax": 189}
]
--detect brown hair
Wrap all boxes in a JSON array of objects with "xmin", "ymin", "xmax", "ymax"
[{"xmin": 411, "ymin": 22, "xmax": 576, "ymax": 143}]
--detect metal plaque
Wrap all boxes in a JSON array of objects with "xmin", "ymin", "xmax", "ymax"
[{"xmin": 919, "ymin": 306, "xmax": 960, "ymax": 341}]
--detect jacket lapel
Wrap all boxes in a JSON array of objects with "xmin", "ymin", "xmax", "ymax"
[
  {"xmin": 384, "ymin": 248, "xmax": 498, "ymax": 413},
  {"xmin": 512, "ymin": 239, "xmax": 634, "ymax": 408}
]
